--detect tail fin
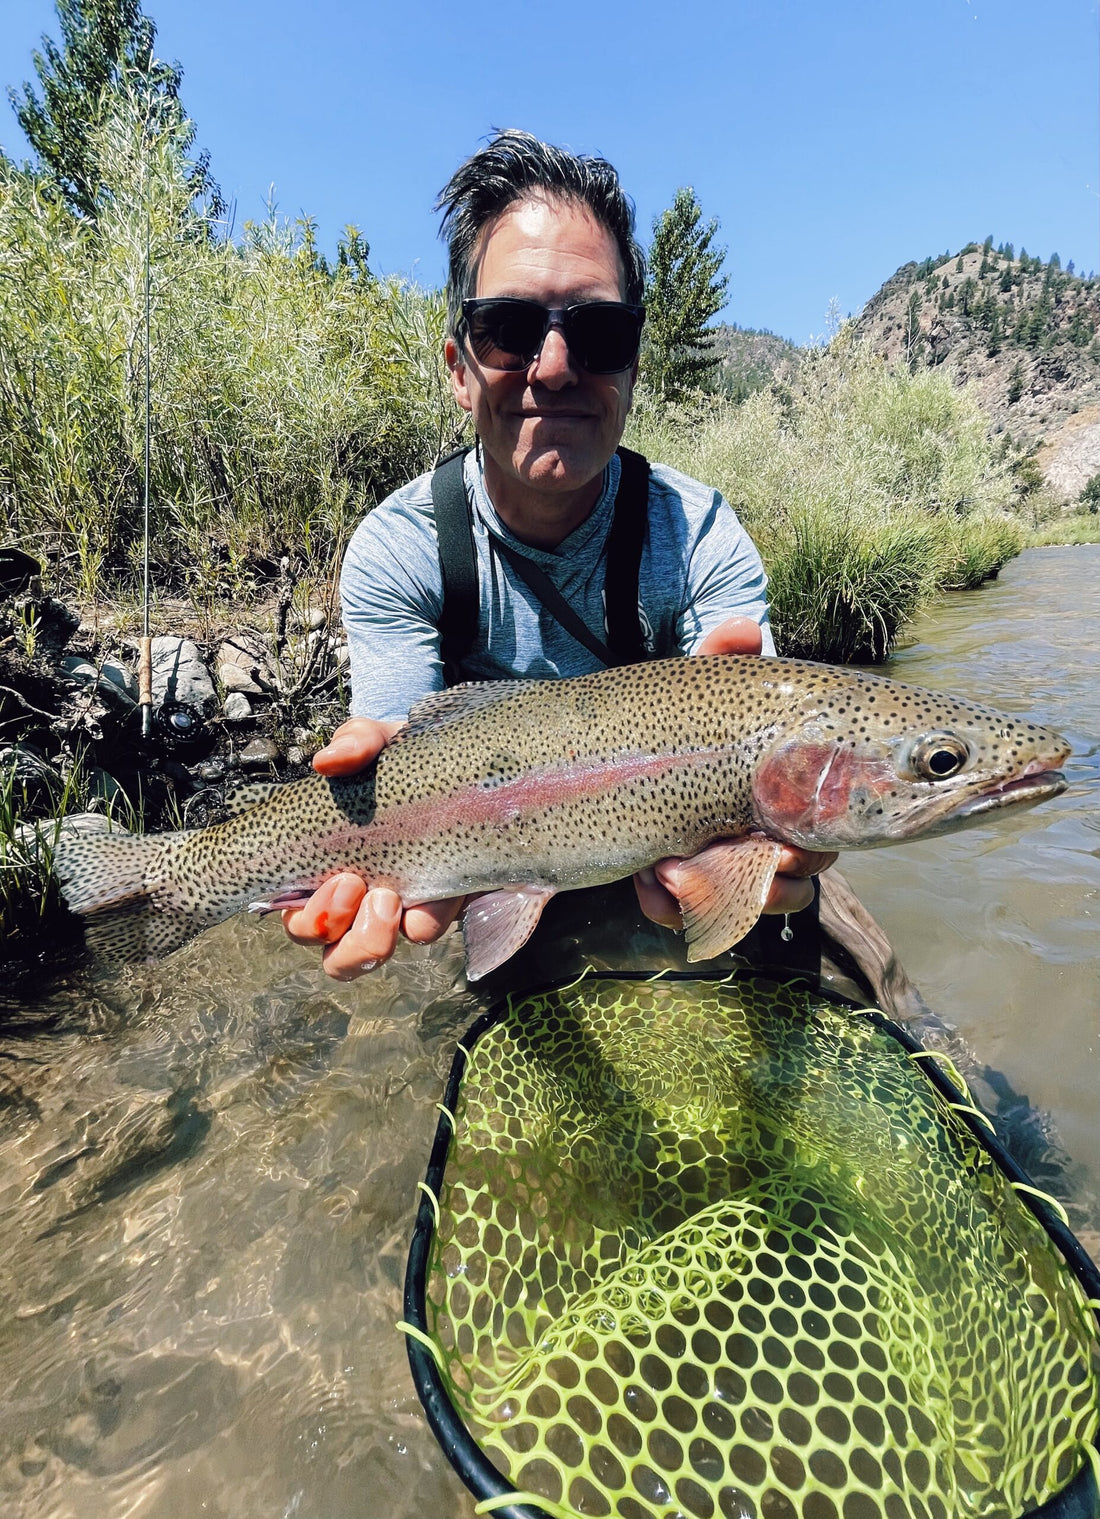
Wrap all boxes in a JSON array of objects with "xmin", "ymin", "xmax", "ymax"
[{"xmin": 54, "ymin": 830, "xmax": 217, "ymax": 961}]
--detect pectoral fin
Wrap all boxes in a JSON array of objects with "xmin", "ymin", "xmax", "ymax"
[
  {"xmin": 461, "ymin": 885, "xmax": 556, "ymax": 980},
  {"xmin": 669, "ymin": 836, "xmax": 783, "ymax": 960}
]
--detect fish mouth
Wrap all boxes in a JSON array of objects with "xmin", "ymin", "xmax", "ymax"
[
  {"xmin": 950, "ymin": 767, "xmax": 1067, "ymax": 822},
  {"xmin": 878, "ymin": 761, "xmax": 1069, "ymax": 843}
]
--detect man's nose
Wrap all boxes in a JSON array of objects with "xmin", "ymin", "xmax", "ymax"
[{"xmin": 528, "ymin": 322, "xmax": 578, "ymax": 388}]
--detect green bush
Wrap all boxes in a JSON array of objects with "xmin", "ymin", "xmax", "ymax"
[
  {"xmin": 628, "ymin": 334, "xmax": 1020, "ymax": 659},
  {"xmin": 1078, "ymin": 472, "xmax": 1100, "ymax": 513},
  {"xmin": 0, "ymin": 98, "xmax": 462, "ymax": 606}
]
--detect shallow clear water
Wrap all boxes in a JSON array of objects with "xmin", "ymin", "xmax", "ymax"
[
  {"xmin": 841, "ymin": 545, "xmax": 1099, "ymax": 1187},
  {"xmin": 0, "ymin": 546, "xmax": 1096, "ymax": 1518}
]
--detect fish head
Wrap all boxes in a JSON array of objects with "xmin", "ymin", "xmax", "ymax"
[{"xmin": 749, "ymin": 670, "xmax": 1071, "ymax": 850}]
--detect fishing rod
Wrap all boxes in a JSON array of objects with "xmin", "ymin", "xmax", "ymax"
[{"xmin": 138, "ymin": 143, "xmax": 153, "ymax": 738}]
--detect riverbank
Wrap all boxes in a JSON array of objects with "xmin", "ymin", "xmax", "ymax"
[{"xmin": 1026, "ymin": 510, "xmax": 1099, "ymax": 546}]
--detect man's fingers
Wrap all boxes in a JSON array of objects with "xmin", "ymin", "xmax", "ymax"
[
  {"xmin": 312, "ymin": 717, "xmax": 404, "ymax": 776},
  {"xmin": 762, "ymin": 874, "xmax": 816, "ymax": 916},
  {"xmin": 640, "ymin": 844, "xmax": 840, "ymax": 929},
  {"xmin": 320, "ymin": 887, "xmax": 403, "ymax": 981},
  {"xmin": 774, "ymin": 847, "xmax": 839, "ymax": 881},
  {"xmin": 402, "ymin": 896, "xmax": 466, "ymax": 945},
  {"xmin": 634, "ymin": 866, "xmax": 683, "ymax": 930},
  {"xmin": 696, "ymin": 616, "xmax": 763, "ymax": 658},
  {"xmin": 282, "ymin": 873, "xmax": 366, "ymax": 945}
]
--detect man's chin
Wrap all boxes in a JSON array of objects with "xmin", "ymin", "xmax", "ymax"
[{"xmin": 512, "ymin": 441, "xmax": 604, "ymax": 493}]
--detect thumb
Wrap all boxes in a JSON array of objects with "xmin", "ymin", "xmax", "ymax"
[{"xmin": 696, "ymin": 616, "xmax": 763, "ymax": 658}]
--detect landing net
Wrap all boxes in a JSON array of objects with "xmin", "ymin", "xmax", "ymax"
[{"xmin": 403, "ymin": 972, "xmax": 1100, "ymax": 1519}]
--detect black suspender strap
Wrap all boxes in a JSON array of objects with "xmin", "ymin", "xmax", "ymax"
[
  {"xmin": 431, "ymin": 448, "xmax": 477, "ymax": 681},
  {"xmin": 605, "ymin": 446, "xmax": 649, "ymax": 663},
  {"xmin": 430, "ymin": 445, "xmax": 650, "ymax": 680}
]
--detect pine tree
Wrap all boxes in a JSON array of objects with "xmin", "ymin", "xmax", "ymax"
[
  {"xmin": 986, "ymin": 308, "xmax": 1002, "ymax": 357},
  {"xmin": 643, "ymin": 187, "xmax": 730, "ymax": 401},
  {"xmin": 1069, "ymin": 308, "xmax": 1094, "ymax": 347},
  {"xmin": 8, "ymin": 0, "xmax": 218, "ymax": 219}
]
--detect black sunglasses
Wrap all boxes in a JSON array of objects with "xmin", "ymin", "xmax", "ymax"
[{"xmin": 461, "ymin": 297, "xmax": 645, "ymax": 375}]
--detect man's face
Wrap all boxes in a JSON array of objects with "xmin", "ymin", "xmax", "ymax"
[{"xmin": 446, "ymin": 196, "xmax": 637, "ymax": 504}]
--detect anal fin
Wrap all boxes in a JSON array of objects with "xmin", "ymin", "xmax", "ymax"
[
  {"xmin": 670, "ymin": 836, "xmax": 783, "ymax": 960},
  {"xmin": 461, "ymin": 885, "xmax": 555, "ymax": 980}
]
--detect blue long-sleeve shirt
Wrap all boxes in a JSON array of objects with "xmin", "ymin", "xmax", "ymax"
[{"xmin": 341, "ymin": 451, "xmax": 774, "ymax": 721}]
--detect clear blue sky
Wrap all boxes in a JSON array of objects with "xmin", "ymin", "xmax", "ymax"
[{"xmin": 2, "ymin": 0, "xmax": 1097, "ymax": 343}]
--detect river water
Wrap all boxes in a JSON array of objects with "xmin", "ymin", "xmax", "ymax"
[{"xmin": 0, "ymin": 545, "xmax": 1096, "ymax": 1519}]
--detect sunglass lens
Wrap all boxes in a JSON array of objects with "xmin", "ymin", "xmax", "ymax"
[
  {"xmin": 467, "ymin": 302, "xmax": 545, "ymax": 370},
  {"xmin": 567, "ymin": 305, "xmax": 643, "ymax": 373}
]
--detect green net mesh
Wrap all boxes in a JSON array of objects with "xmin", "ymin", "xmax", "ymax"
[{"xmin": 421, "ymin": 975, "xmax": 1100, "ymax": 1519}]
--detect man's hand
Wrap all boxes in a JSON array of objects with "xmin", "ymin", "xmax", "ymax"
[
  {"xmin": 281, "ymin": 717, "xmax": 465, "ymax": 982},
  {"xmin": 633, "ymin": 616, "xmax": 838, "ymax": 932}
]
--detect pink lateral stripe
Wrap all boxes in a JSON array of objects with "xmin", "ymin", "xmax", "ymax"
[{"xmin": 317, "ymin": 745, "xmax": 741, "ymax": 857}]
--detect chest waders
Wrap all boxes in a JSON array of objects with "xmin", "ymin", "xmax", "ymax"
[{"xmin": 430, "ymin": 445, "xmax": 652, "ymax": 682}]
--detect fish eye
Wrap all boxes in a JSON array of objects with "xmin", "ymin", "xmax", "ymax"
[{"xmin": 911, "ymin": 733, "xmax": 970, "ymax": 781}]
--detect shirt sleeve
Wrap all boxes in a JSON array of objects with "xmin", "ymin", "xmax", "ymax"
[
  {"xmin": 675, "ymin": 491, "xmax": 776, "ymax": 657},
  {"xmin": 339, "ymin": 497, "xmax": 447, "ymax": 722}
]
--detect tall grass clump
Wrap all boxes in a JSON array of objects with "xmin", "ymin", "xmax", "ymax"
[
  {"xmin": 940, "ymin": 515, "xmax": 1025, "ymax": 589},
  {"xmin": 628, "ymin": 333, "xmax": 1022, "ymax": 659},
  {"xmin": 0, "ymin": 91, "xmax": 462, "ymax": 609}
]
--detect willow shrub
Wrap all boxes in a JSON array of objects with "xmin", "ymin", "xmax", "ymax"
[
  {"xmin": 0, "ymin": 101, "xmax": 461, "ymax": 607},
  {"xmin": 628, "ymin": 335, "xmax": 1022, "ymax": 660}
]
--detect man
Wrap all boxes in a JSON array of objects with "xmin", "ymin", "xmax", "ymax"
[{"xmin": 285, "ymin": 131, "xmax": 835, "ymax": 980}]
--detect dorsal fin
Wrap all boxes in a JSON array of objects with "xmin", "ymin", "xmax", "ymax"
[
  {"xmin": 222, "ymin": 780, "xmax": 283, "ymax": 816},
  {"xmin": 398, "ymin": 679, "xmax": 538, "ymax": 740}
]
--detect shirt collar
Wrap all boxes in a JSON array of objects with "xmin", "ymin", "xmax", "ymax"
[{"xmin": 464, "ymin": 450, "xmax": 622, "ymax": 563}]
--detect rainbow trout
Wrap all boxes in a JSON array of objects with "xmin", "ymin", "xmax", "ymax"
[{"xmin": 54, "ymin": 656, "xmax": 1070, "ymax": 979}]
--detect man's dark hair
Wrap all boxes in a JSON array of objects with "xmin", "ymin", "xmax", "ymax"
[{"xmin": 436, "ymin": 128, "xmax": 646, "ymax": 338}]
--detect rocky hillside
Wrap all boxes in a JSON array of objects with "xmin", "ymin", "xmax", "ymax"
[
  {"xmin": 707, "ymin": 324, "xmax": 800, "ymax": 402},
  {"xmin": 852, "ymin": 242, "xmax": 1100, "ymax": 499}
]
